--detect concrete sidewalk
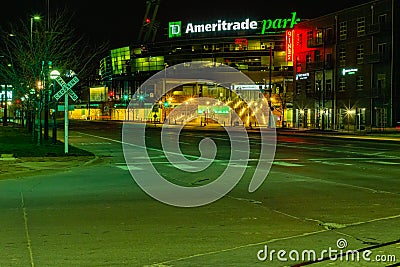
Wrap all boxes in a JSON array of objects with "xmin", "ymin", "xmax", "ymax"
[{"xmin": 0, "ymin": 155, "xmax": 99, "ymax": 180}]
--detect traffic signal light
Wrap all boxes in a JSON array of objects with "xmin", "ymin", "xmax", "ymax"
[
  {"xmin": 164, "ymin": 101, "xmax": 169, "ymax": 107},
  {"xmin": 123, "ymin": 94, "xmax": 129, "ymax": 101},
  {"xmin": 145, "ymin": 18, "xmax": 151, "ymax": 24}
]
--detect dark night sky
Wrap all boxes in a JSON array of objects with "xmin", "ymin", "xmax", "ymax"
[{"xmin": 2, "ymin": 0, "xmax": 372, "ymax": 49}]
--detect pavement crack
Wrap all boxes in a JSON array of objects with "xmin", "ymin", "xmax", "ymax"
[
  {"xmin": 305, "ymin": 218, "xmax": 347, "ymax": 230},
  {"xmin": 20, "ymin": 192, "xmax": 35, "ymax": 267}
]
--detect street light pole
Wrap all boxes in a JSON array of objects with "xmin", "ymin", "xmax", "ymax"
[
  {"xmin": 43, "ymin": 64, "xmax": 49, "ymax": 140},
  {"xmin": 30, "ymin": 17, "xmax": 33, "ymax": 43},
  {"xmin": 268, "ymin": 43, "xmax": 273, "ymax": 128},
  {"xmin": 1, "ymin": 56, "xmax": 8, "ymax": 126},
  {"xmin": 49, "ymin": 70, "xmax": 60, "ymax": 144},
  {"xmin": 30, "ymin": 15, "xmax": 41, "ymax": 43},
  {"xmin": 2, "ymin": 86, "xmax": 8, "ymax": 126}
]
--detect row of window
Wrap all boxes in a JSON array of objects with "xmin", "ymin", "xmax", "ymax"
[
  {"xmin": 301, "ymin": 42, "xmax": 387, "ymax": 68},
  {"xmin": 304, "ymin": 12, "xmax": 388, "ymax": 49},
  {"xmin": 339, "ymin": 13, "xmax": 387, "ymax": 40},
  {"xmin": 296, "ymin": 74, "xmax": 387, "ymax": 94},
  {"xmin": 338, "ymin": 43, "xmax": 387, "ymax": 65}
]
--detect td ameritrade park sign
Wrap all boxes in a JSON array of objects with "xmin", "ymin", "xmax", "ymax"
[{"xmin": 169, "ymin": 12, "xmax": 300, "ymax": 38}]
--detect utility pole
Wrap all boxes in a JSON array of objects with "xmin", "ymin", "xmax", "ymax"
[{"xmin": 3, "ymin": 86, "xmax": 8, "ymax": 126}]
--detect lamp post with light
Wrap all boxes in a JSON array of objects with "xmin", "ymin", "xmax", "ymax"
[
  {"xmin": 49, "ymin": 69, "xmax": 60, "ymax": 144},
  {"xmin": 0, "ymin": 55, "xmax": 8, "ymax": 126},
  {"xmin": 30, "ymin": 15, "xmax": 41, "ymax": 43},
  {"xmin": 36, "ymin": 80, "xmax": 44, "ymax": 145}
]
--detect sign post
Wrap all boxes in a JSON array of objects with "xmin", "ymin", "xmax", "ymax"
[
  {"xmin": 64, "ymin": 93, "xmax": 69, "ymax": 153},
  {"xmin": 53, "ymin": 75, "xmax": 79, "ymax": 154}
]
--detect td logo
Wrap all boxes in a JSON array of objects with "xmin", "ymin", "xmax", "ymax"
[{"xmin": 169, "ymin": 21, "xmax": 181, "ymax": 38}]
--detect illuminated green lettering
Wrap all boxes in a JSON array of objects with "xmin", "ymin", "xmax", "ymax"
[
  {"xmin": 272, "ymin": 19, "xmax": 283, "ymax": 29},
  {"xmin": 289, "ymin": 12, "xmax": 300, "ymax": 28},
  {"xmin": 261, "ymin": 12, "xmax": 300, "ymax": 34}
]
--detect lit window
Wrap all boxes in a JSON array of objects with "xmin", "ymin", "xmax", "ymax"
[
  {"xmin": 357, "ymin": 17, "xmax": 365, "ymax": 36},
  {"xmin": 339, "ymin": 47, "xmax": 346, "ymax": 66},
  {"xmin": 305, "ymin": 80, "xmax": 312, "ymax": 95},
  {"xmin": 307, "ymin": 31, "xmax": 313, "ymax": 41},
  {"xmin": 339, "ymin": 77, "xmax": 346, "ymax": 91},
  {"xmin": 339, "ymin": 21, "xmax": 347, "ymax": 41},
  {"xmin": 356, "ymin": 44, "xmax": 364, "ymax": 64},
  {"xmin": 356, "ymin": 76, "xmax": 364, "ymax": 90},
  {"xmin": 306, "ymin": 54, "xmax": 311, "ymax": 63},
  {"xmin": 326, "ymin": 79, "xmax": 332, "ymax": 98}
]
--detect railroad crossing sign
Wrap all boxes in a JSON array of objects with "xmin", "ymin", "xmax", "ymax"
[{"xmin": 53, "ymin": 76, "xmax": 79, "ymax": 101}]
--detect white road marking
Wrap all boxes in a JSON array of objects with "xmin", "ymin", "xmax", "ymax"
[
  {"xmin": 309, "ymin": 157, "xmax": 400, "ymax": 161},
  {"xmin": 115, "ymin": 165, "xmax": 143, "ymax": 171},
  {"xmin": 273, "ymin": 161, "xmax": 304, "ymax": 167},
  {"xmin": 77, "ymin": 142, "xmax": 112, "ymax": 145},
  {"xmin": 179, "ymin": 141, "xmax": 192, "ymax": 145},
  {"xmin": 365, "ymin": 160, "xmax": 400, "ymax": 165},
  {"xmin": 225, "ymin": 163, "xmax": 250, "ymax": 168},
  {"xmin": 312, "ymin": 160, "xmax": 353, "ymax": 166}
]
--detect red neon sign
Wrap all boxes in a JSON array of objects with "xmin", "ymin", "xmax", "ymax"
[
  {"xmin": 286, "ymin": 30, "xmax": 294, "ymax": 62},
  {"xmin": 235, "ymin": 38, "xmax": 248, "ymax": 45}
]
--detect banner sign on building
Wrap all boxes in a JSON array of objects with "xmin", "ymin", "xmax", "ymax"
[
  {"xmin": 286, "ymin": 30, "xmax": 294, "ymax": 62},
  {"xmin": 169, "ymin": 12, "xmax": 300, "ymax": 38},
  {"xmin": 232, "ymin": 84, "xmax": 271, "ymax": 91}
]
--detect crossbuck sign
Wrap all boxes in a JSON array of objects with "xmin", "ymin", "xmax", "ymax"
[
  {"xmin": 52, "ymin": 74, "xmax": 79, "ymax": 154},
  {"xmin": 54, "ymin": 76, "xmax": 79, "ymax": 101}
]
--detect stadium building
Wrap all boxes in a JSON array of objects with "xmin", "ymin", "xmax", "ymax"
[{"xmin": 79, "ymin": 0, "xmax": 398, "ymax": 130}]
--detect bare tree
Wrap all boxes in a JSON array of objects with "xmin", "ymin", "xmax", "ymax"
[{"xmin": 0, "ymin": 8, "xmax": 109, "ymax": 142}]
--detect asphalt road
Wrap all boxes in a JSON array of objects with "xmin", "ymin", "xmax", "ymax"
[{"xmin": 1, "ymin": 120, "xmax": 399, "ymax": 266}]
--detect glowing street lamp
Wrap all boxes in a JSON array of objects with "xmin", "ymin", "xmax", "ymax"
[
  {"xmin": 30, "ymin": 15, "xmax": 41, "ymax": 43},
  {"xmin": 49, "ymin": 70, "xmax": 60, "ymax": 144},
  {"xmin": 50, "ymin": 70, "xmax": 60, "ymax": 80}
]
